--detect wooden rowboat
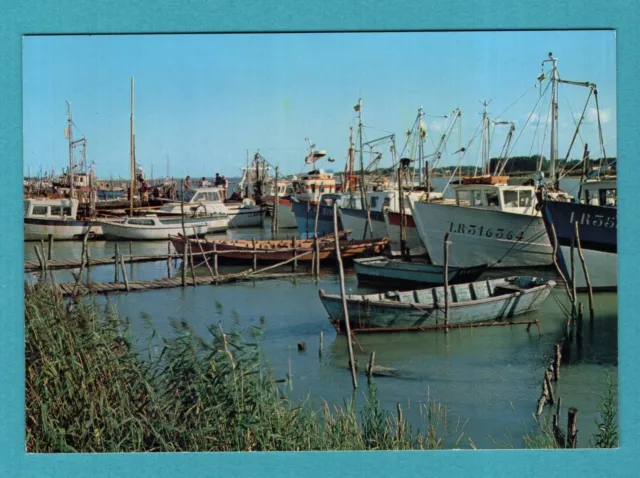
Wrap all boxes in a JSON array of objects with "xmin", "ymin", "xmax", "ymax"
[
  {"xmin": 319, "ymin": 276, "xmax": 555, "ymax": 332},
  {"xmin": 169, "ymin": 233, "xmax": 389, "ymax": 264}
]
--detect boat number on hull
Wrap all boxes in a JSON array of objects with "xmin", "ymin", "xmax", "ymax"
[
  {"xmin": 448, "ymin": 222, "xmax": 525, "ymax": 241},
  {"xmin": 568, "ymin": 211, "xmax": 616, "ymax": 229}
]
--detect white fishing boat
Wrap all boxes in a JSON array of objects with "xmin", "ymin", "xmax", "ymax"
[
  {"xmin": 98, "ymin": 214, "xmax": 209, "ymax": 241},
  {"xmin": 225, "ymin": 198, "xmax": 266, "ymax": 228},
  {"xmin": 382, "ymin": 208, "xmax": 428, "ymax": 257},
  {"xmin": 156, "ymin": 186, "xmax": 229, "ymax": 232},
  {"xmin": 24, "ymin": 198, "xmax": 100, "ymax": 241},
  {"xmin": 319, "ymin": 276, "xmax": 555, "ymax": 331},
  {"xmin": 263, "ymin": 180, "xmax": 298, "ymax": 228},
  {"xmin": 409, "ymin": 54, "xmax": 596, "ymax": 269}
]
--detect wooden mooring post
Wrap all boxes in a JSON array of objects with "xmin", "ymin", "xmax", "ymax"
[
  {"xmin": 333, "ymin": 202, "xmax": 358, "ymax": 390},
  {"xmin": 366, "ymin": 351, "xmax": 376, "ymax": 381},
  {"xmin": 167, "ymin": 241, "xmax": 172, "ymax": 278},
  {"xmin": 272, "ymin": 166, "xmax": 279, "ymax": 236},
  {"xmin": 319, "ymin": 331, "xmax": 323, "ymax": 358},
  {"xmin": 314, "ymin": 237, "xmax": 320, "ymax": 280},
  {"xmin": 34, "ymin": 246, "xmax": 45, "ymax": 273},
  {"xmin": 47, "ymin": 234, "xmax": 53, "ymax": 261},
  {"xmin": 567, "ymin": 408, "xmax": 579, "ymax": 448},
  {"xmin": 213, "ymin": 241, "xmax": 219, "ymax": 277},
  {"xmin": 292, "ymin": 237, "xmax": 298, "ymax": 272},
  {"xmin": 574, "ymin": 221, "xmax": 595, "ymax": 322},
  {"xmin": 443, "ymin": 232, "xmax": 451, "ymax": 333},
  {"xmin": 181, "ymin": 240, "xmax": 188, "ymax": 287},
  {"xmin": 553, "ymin": 343, "xmax": 561, "ymax": 381},
  {"xmin": 120, "ymin": 253, "xmax": 130, "ymax": 292},
  {"xmin": 188, "ymin": 242, "xmax": 197, "ymax": 286},
  {"xmin": 570, "ymin": 237, "xmax": 577, "ymax": 323},
  {"xmin": 252, "ymin": 238, "xmax": 257, "ymax": 271},
  {"xmin": 114, "ymin": 244, "xmax": 120, "ymax": 282}
]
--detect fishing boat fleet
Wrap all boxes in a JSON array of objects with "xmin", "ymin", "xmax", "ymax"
[{"xmin": 24, "ymin": 53, "xmax": 617, "ymax": 332}]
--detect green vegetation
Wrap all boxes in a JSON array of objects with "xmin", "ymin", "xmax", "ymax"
[
  {"xmin": 25, "ymin": 283, "xmax": 461, "ymax": 452},
  {"xmin": 25, "ymin": 283, "xmax": 618, "ymax": 452}
]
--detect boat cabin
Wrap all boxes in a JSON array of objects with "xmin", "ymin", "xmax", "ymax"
[
  {"xmin": 453, "ymin": 184, "xmax": 538, "ymax": 215},
  {"xmin": 24, "ymin": 198, "xmax": 79, "ymax": 219},
  {"xmin": 580, "ymin": 179, "xmax": 616, "ymax": 207},
  {"xmin": 292, "ymin": 169, "xmax": 337, "ymax": 201},
  {"xmin": 181, "ymin": 187, "xmax": 224, "ymax": 204}
]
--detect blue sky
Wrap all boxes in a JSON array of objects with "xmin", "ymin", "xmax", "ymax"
[{"xmin": 22, "ymin": 30, "xmax": 616, "ymax": 179}]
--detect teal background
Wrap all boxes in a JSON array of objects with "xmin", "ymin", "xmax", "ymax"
[{"xmin": 0, "ymin": 1, "xmax": 635, "ymax": 476}]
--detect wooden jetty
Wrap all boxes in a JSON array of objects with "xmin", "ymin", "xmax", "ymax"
[
  {"xmin": 52, "ymin": 271, "xmax": 309, "ymax": 297},
  {"xmin": 25, "ymin": 253, "xmax": 179, "ymax": 272}
]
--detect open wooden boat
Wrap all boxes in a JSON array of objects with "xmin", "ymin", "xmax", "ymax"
[
  {"xmin": 169, "ymin": 232, "xmax": 389, "ymax": 264},
  {"xmin": 319, "ymin": 276, "xmax": 555, "ymax": 332},
  {"xmin": 353, "ymin": 256, "xmax": 488, "ymax": 289},
  {"xmin": 98, "ymin": 215, "xmax": 209, "ymax": 241}
]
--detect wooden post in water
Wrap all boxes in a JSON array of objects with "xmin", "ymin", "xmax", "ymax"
[
  {"xmin": 292, "ymin": 237, "xmax": 297, "ymax": 272},
  {"xmin": 193, "ymin": 229, "xmax": 215, "ymax": 281},
  {"xmin": 574, "ymin": 221, "xmax": 595, "ymax": 322},
  {"xmin": 188, "ymin": 242, "xmax": 197, "ymax": 286},
  {"xmin": 114, "ymin": 244, "xmax": 120, "ymax": 282},
  {"xmin": 333, "ymin": 202, "xmax": 358, "ymax": 390},
  {"xmin": 319, "ymin": 331, "xmax": 323, "ymax": 358},
  {"xmin": 167, "ymin": 241, "xmax": 172, "ymax": 278},
  {"xmin": 272, "ymin": 166, "xmax": 279, "ymax": 236},
  {"xmin": 213, "ymin": 241, "xmax": 219, "ymax": 277},
  {"xmin": 570, "ymin": 237, "xmax": 577, "ymax": 323},
  {"xmin": 182, "ymin": 238, "xmax": 188, "ymax": 287},
  {"xmin": 83, "ymin": 231, "xmax": 91, "ymax": 268},
  {"xmin": 397, "ymin": 163, "xmax": 407, "ymax": 260},
  {"xmin": 34, "ymin": 246, "xmax": 44, "ymax": 272},
  {"xmin": 443, "ymin": 232, "xmax": 451, "ymax": 333},
  {"xmin": 366, "ymin": 351, "xmax": 376, "ymax": 381},
  {"xmin": 315, "ymin": 237, "xmax": 320, "ymax": 279},
  {"xmin": 313, "ymin": 190, "xmax": 321, "ymax": 240},
  {"xmin": 47, "ymin": 234, "xmax": 53, "ymax": 261},
  {"xmin": 120, "ymin": 254, "xmax": 130, "ymax": 292},
  {"xmin": 544, "ymin": 370, "xmax": 555, "ymax": 405},
  {"xmin": 553, "ymin": 343, "xmax": 561, "ymax": 381},
  {"xmin": 252, "ymin": 238, "xmax": 257, "ymax": 271},
  {"xmin": 567, "ymin": 408, "xmax": 578, "ymax": 448}
]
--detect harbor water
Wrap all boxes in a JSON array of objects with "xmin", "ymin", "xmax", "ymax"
[{"xmin": 23, "ymin": 214, "xmax": 618, "ymax": 449}]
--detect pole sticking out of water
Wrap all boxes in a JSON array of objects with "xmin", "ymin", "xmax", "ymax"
[
  {"xmin": 333, "ymin": 202, "xmax": 358, "ymax": 390},
  {"xmin": 573, "ymin": 221, "xmax": 595, "ymax": 322},
  {"xmin": 443, "ymin": 232, "xmax": 451, "ymax": 332}
]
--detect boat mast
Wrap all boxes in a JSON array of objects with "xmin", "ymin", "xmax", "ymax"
[
  {"xmin": 355, "ymin": 98, "xmax": 365, "ymax": 208},
  {"xmin": 481, "ymin": 100, "xmax": 490, "ymax": 176},
  {"xmin": 348, "ymin": 124, "xmax": 354, "ymax": 192},
  {"xmin": 66, "ymin": 101, "xmax": 74, "ymax": 198},
  {"xmin": 129, "ymin": 77, "xmax": 135, "ymax": 216},
  {"xmin": 418, "ymin": 105, "xmax": 424, "ymax": 187},
  {"xmin": 542, "ymin": 52, "xmax": 559, "ymax": 188}
]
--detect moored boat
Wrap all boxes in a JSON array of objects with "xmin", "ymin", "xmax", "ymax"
[
  {"xmin": 353, "ymin": 256, "xmax": 487, "ymax": 289},
  {"xmin": 319, "ymin": 276, "xmax": 556, "ymax": 331},
  {"xmin": 169, "ymin": 233, "xmax": 389, "ymax": 264},
  {"xmin": 24, "ymin": 198, "xmax": 100, "ymax": 241},
  {"xmin": 98, "ymin": 215, "xmax": 209, "ymax": 241},
  {"xmin": 540, "ymin": 174, "xmax": 617, "ymax": 292}
]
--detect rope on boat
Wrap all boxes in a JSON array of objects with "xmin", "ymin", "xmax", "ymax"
[{"xmin": 486, "ymin": 213, "xmax": 540, "ymax": 268}]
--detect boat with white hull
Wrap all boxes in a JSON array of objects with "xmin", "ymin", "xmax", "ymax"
[
  {"xmin": 24, "ymin": 198, "xmax": 101, "ymax": 241},
  {"xmin": 156, "ymin": 186, "xmax": 229, "ymax": 233},
  {"xmin": 409, "ymin": 182, "xmax": 553, "ymax": 268},
  {"xmin": 383, "ymin": 208, "xmax": 427, "ymax": 257},
  {"xmin": 98, "ymin": 215, "xmax": 209, "ymax": 241},
  {"xmin": 225, "ymin": 200, "xmax": 266, "ymax": 228}
]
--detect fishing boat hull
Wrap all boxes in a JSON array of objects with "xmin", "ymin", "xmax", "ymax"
[
  {"xmin": 291, "ymin": 200, "xmax": 342, "ymax": 238},
  {"xmin": 154, "ymin": 210, "xmax": 228, "ymax": 233},
  {"xmin": 353, "ymin": 256, "xmax": 487, "ymax": 289},
  {"xmin": 24, "ymin": 218, "xmax": 96, "ymax": 241},
  {"xmin": 319, "ymin": 276, "xmax": 555, "ymax": 330},
  {"xmin": 99, "ymin": 220, "xmax": 209, "ymax": 241},
  {"xmin": 383, "ymin": 209, "xmax": 427, "ymax": 257},
  {"xmin": 410, "ymin": 200, "xmax": 553, "ymax": 268},
  {"xmin": 338, "ymin": 208, "xmax": 388, "ymax": 241},
  {"xmin": 226, "ymin": 203, "xmax": 266, "ymax": 228},
  {"xmin": 263, "ymin": 197, "xmax": 297, "ymax": 228},
  {"xmin": 169, "ymin": 235, "xmax": 389, "ymax": 264},
  {"xmin": 541, "ymin": 200, "xmax": 617, "ymax": 292}
]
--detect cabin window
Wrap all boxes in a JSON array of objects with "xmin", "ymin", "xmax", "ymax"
[
  {"xmin": 519, "ymin": 190, "xmax": 533, "ymax": 207},
  {"xmin": 32, "ymin": 206, "xmax": 48, "ymax": 216},
  {"xmin": 455, "ymin": 190, "xmax": 471, "ymax": 206},
  {"xmin": 382, "ymin": 197, "xmax": 391, "ymax": 208},
  {"xmin": 599, "ymin": 188, "xmax": 617, "ymax": 207},
  {"xmin": 471, "ymin": 190, "xmax": 485, "ymax": 207},
  {"xmin": 486, "ymin": 191, "xmax": 500, "ymax": 207},
  {"xmin": 62, "ymin": 207, "xmax": 72, "ymax": 216},
  {"xmin": 311, "ymin": 184, "xmax": 316, "ymax": 193},
  {"xmin": 50, "ymin": 206, "xmax": 63, "ymax": 216},
  {"xmin": 129, "ymin": 219, "xmax": 155, "ymax": 226},
  {"xmin": 503, "ymin": 191, "xmax": 518, "ymax": 207},
  {"xmin": 370, "ymin": 196, "xmax": 379, "ymax": 209},
  {"xmin": 183, "ymin": 190, "xmax": 197, "ymax": 202}
]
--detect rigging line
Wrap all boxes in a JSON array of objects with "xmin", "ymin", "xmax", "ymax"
[
  {"xmin": 498, "ymin": 80, "xmax": 552, "ymax": 175},
  {"xmin": 493, "ymin": 83, "xmax": 538, "ymax": 123},
  {"xmin": 558, "ymin": 95, "xmax": 586, "ymax": 176},
  {"xmin": 485, "ymin": 213, "xmax": 539, "ymax": 268}
]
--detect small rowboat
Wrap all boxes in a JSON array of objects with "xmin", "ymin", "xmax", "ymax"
[
  {"xmin": 319, "ymin": 276, "xmax": 555, "ymax": 332},
  {"xmin": 169, "ymin": 232, "xmax": 389, "ymax": 264},
  {"xmin": 353, "ymin": 256, "xmax": 488, "ymax": 289}
]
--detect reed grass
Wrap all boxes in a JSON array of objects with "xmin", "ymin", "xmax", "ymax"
[{"xmin": 25, "ymin": 283, "xmax": 455, "ymax": 452}]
